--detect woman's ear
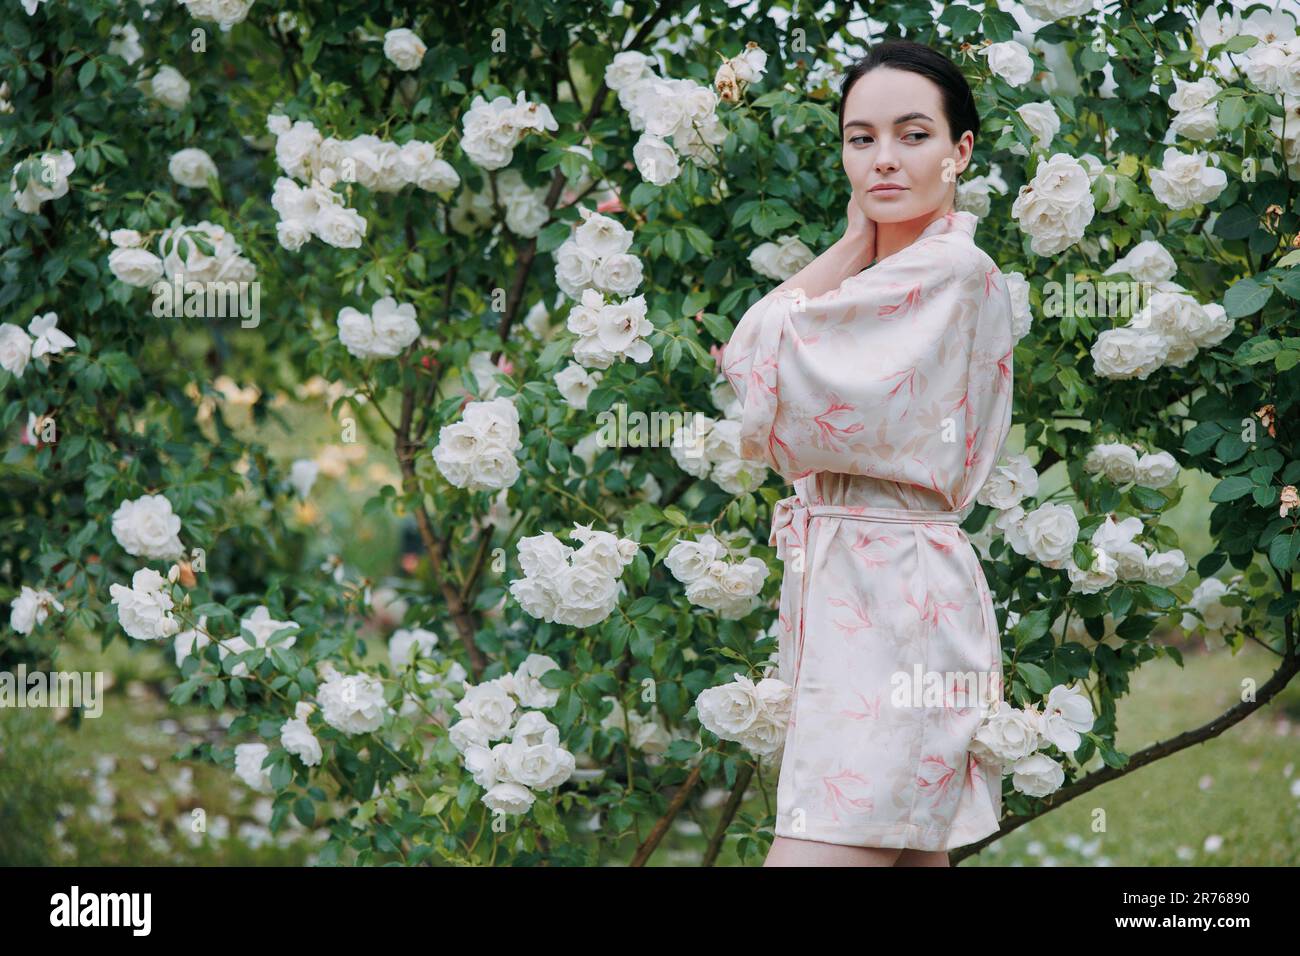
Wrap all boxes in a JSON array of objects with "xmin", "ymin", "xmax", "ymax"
[{"xmin": 954, "ymin": 130, "xmax": 975, "ymax": 175}]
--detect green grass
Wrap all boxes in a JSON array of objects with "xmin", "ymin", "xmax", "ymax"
[
  {"xmin": 638, "ymin": 639, "xmax": 1300, "ymax": 867},
  {"xmin": 0, "ymin": 668, "xmax": 320, "ymax": 866},
  {"xmin": 963, "ymin": 640, "xmax": 1300, "ymax": 866}
]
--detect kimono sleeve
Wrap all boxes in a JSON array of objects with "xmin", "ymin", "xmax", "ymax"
[{"xmin": 722, "ymin": 238, "xmax": 971, "ymax": 483}]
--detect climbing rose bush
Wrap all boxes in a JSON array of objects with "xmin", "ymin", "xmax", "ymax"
[{"xmin": 3, "ymin": 0, "xmax": 1299, "ymax": 866}]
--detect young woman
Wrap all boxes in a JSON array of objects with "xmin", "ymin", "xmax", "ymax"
[{"xmin": 722, "ymin": 40, "xmax": 1015, "ymax": 867}]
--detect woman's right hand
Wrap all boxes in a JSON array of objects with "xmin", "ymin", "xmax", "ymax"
[{"xmin": 844, "ymin": 188, "xmax": 876, "ymax": 266}]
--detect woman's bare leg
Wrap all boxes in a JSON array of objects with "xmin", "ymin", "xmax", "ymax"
[
  {"xmin": 895, "ymin": 848, "xmax": 951, "ymax": 867},
  {"xmin": 763, "ymin": 836, "xmax": 903, "ymax": 867}
]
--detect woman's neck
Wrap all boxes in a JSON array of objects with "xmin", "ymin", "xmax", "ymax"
[{"xmin": 871, "ymin": 204, "xmax": 955, "ymax": 265}]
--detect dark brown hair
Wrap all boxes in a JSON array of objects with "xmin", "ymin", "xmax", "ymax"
[{"xmin": 837, "ymin": 39, "xmax": 981, "ymax": 146}]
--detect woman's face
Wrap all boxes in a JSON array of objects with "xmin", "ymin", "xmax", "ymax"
[{"xmin": 840, "ymin": 66, "xmax": 973, "ymax": 225}]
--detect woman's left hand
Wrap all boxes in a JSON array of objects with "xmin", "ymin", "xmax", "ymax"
[{"xmin": 844, "ymin": 188, "xmax": 876, "ymax": 266}]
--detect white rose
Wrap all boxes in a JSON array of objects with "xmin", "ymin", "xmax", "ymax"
[
  {"xmin": 1019, "ymin": 0, "xmax": 1096, "ymax": 22},
  {"xmin": 318, "ymin": 672, "xmax": 388, "ymax": 735},
  {"xmin": 633, "ymin": 133, "xmax": 681, "ymax": 186},
  {"xmin": 1011, "ymin": 752, "xmax": 1065, "ymax": 797},
  {"xmin": 454, "ymin": 681, "xmax": 517, "ymax": 740},
  {"xmin": 109, "ymin": 248, "xmax": 165, "ymax": 287},
  {"xmin": 1180, "ymin": 576, "xmax": 1243, "ymax": 635},
  {"xmin": 337, "ymin": 306, "xmax": 377, "ymax": 359},
  {"xmin": 1083, "ymin": 442, "xmax": 1140, "ymax": 483},
  {"xmin": 500, "ymin": 739, "xmax": 575, "ymax": 790},
  {"xmin": 994, "ymin": 504, "xmax": 1030, "ymax": 555},
  {"xmin": 217, "ymin": 606, "xmax": 298, "ymax": 677},
  {"xmin": 1009, "ymin": 102, "xmax": 1061, "ymax": 156},
  {"xmin": 1144, "ymin": 549, "xmax": 1188, "ymax": 587},
  {"xmin": 1038, "ymin": 683, "xmax": 1095, "ymax": 752},
  {"xmin": 513, "ymin": 653, "xmax": 562, "ymax": 709},
  {"xmin": 711, "ymin": 456, "xmax": 766, "ymax": 496},
  {"xmin": 971, "ymin": 702, "xmax": 1041, "ymax": 763},
  {"xmin": 977, "ymin": 453, "xmax": 1039, "ymax": 510},
  {"xmin": 1010, "ymin": 152, "xmax": 1095, "ymax": 256},
  {"xmin": 233, "ymin": 742, "xmax": 273, "ymax": 793},
  {"xmin": 168, "ymin": 148, "xmax": 219, "ymax": 189},
  {"xmin": 516, "ymin": 531, "xmax": 575, "ymax": 582},
  {"xmin": 280, "ymin": 711, "xmax": 322, "ymax": 766},
  {"xmin": 504, "ymin": 189, "xmax": 550, "ymax": 238},
  {"xmin": 640, "ymin": 80, "xmax": 689, "ymax": 138},
  {"xmin": 109, "ymin": 568, "xmax": 180, "ymax": 641},
  {"xmin": 111, "ymin": 493, "xmax": 184, "ymax": 560},
  {"xmin": 956, "ymin": 177, "xmax": 993, "ymax": 217},
  {"xmin": 1067, "ymin": 548, "xmax": 1118, "ymax": 594},
  {"xmin": 605, "ymin": 51, "xmax": 655, "ymax": 91},
  {"xmin": 1148, "ymin": 146, "xmax": 1228, "ymax": 210},
  {"xmin": 574, "ymin": 212, "xmax": 634, "ymax": 258},
  {"xmin": 10, "ymin": 150, "xmax": 75, "ymax": 214},
  {"xmin": 1135, "ymin": 450, "xmax": 1179, "ymax": 488},
  {"xmin": 0, "ymin": 323, "xmax": 34, "ymax": 378},
  {"xmin": 312, "ymin": 195, "xmax": 368, "ymax": 248},
  {"xmin": 449, "ymin": 717, "xmax": 491, "ymax": 753},
  {"xmin": 1091, "ymin": 325, "xmax": 1169, "ymax": 379},
  {"xmin": 150, "ymin": 66, "xmax": 191, "ymax": 110},
  {"xmin": 180, "ymin": 0, "xmax": 255, "ymax": 29},
  {"xmin": 592, "ymin": 253, "xmax": 644, "ymax": 297},
  {"xmin": 597, "ymin": 295, "xmax": 653, "ymax": 362},
  {"xmin": 272, "ymin": 119, "xmax": 322, "ymax": 181},
  {"xmin": 1090, "ymin": 513, "xmax": 1143, "ymax": 552},
  {"xmin": 10, "ymin": 585, "xmax": 63, "ymax": 635},
  {"xmin": 482, "ymin": 781, "xmax": 534, "ymax": 815},
  {"xmin": 980, "ymin": 40, "xmax": 1034, "ymax": 87},
  {"xmin": 695, "ymin": 675, "xmax": 761, "ymax": 738},
  {"xmin": 554, "ymin": 240, "xmax": 599, "ymax": 299},
  {"xmin": 552, "ymin": 562, "xmax": 620, "ymax": 626},
  {"xmin": 506, "ymin": 90, "xmax": 558, "ymax": 134},
  {"xmin": 368, "ymin": 297, "xmax": 420, "ymax": 357},
  {"xmin": 383, "ymin": 28, "xmax": 427, "ymax": 71},
  {"xmin": 731, "ymin": 43, "xmax": 768, "ymax": 84},
  {"xmin": 554, "ymin": 361, "xmax": 600, "ymax": 409},
  {"xmin": 1104, "ymin": 239, "xmax": 1177, "ymax": 284},
  {"xmin": 464, "ymin": 395, "xmax": 521, "ymax": 445},
  {"xmin": 110, "ymin": 229, "xmax": 144, "ymax": 248},
  {"xmin": 1021, "ymin": 502, "xmax": 1079, "ymax": 567},
  {"xmin": 748, "ymin": 235, "xmax": 815, "ymax": 281},
  {"xmin": 1196, "ymin": 6, "xmax": 1242, "ymax": 48},
  {"xmin": 173, "ymin": 616, "xmax": 210, "ymax": 667}
]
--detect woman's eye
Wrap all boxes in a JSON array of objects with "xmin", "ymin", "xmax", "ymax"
[{"xmin": 847, "ymin": 132, "xmax": 928, "ymax": 146}]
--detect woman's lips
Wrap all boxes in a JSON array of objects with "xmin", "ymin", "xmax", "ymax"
[{"xmin": 869, "ymin": 185, "xmax": 907, "ymax": 193}]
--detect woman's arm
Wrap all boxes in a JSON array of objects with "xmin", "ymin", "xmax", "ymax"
[{"xmin": 773, "ymin": 190, "xmax": 876, "ymax": 300}]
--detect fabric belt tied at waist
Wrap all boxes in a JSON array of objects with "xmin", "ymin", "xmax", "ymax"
[
  {"xmin": 769, "ymin": 494, "xmax": 962, "ymax": 560},
  {"xmin": 767, "ymin": 494, "xmax": 964, "ymax": 691}
]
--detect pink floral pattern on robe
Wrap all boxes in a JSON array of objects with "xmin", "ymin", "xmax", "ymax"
[{"xmin": 722, "ymin": 210, "xmax": 1014, "ymax": 851}]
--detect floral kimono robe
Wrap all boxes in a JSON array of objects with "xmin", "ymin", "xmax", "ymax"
[{"xmin": 722, "ymin": 210, "xmax": 1014, "ymax": 851}]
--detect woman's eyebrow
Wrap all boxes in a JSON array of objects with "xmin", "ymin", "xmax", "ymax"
[{"xmin": 843, "ymin": 112, "xmax": 934, "ymax": 130}]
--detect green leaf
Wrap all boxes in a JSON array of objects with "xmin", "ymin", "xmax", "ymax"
[
  {"xmin": 1223, "ymin": 277, "xmax": 1272, "ymax": 318},
  {"xmin": 1015, "ymin": 661, "xmax": 1053, "ymax": 695},
  {"xmin": 289, "ymin": 796, "xmax": 314, "ymax": 826},
  {"xmin": 1009, "ymin": 607, "xmax": 1052, "ymax": 649},
  {"xmin": 536, "ymin": 221, "xmax": 570, "ymax": 253},
  {"xmin": 1208, "ymin": 475, "xmax": 1253, "ymax": 502},
  {"xmin": 1268, "ymin": 532, "xmax": 1299, "ymax": 571},
  {"xmin": 270, "ymin": 756, "xmax": 293, "ymax": 791}
]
